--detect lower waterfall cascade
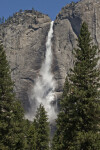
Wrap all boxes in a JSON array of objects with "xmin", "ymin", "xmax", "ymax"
[{"xmin": 25, "ymin": 21, "xmax": 57, "ymax": 122}]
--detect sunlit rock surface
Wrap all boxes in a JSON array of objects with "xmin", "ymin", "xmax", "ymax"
[
  {"xmin": 0, "ymin": 10, "xmax": 51, "ymax": 112},
  {"xmin": 0, "ymin": 0, "xmax": 100, "ymax": 117},
  {"xmin": 53, "ymin": 0, "xmax": 100, "ymax": 99}
]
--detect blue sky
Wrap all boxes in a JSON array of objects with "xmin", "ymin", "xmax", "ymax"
[{"xmin": 0, "ymin": 0, "xmax": 79, "ymax": 20}]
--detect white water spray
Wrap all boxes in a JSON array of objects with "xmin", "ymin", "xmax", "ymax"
[{"xmin": 26, "ymin": 21, "xmax": 57, "ymax": 121}]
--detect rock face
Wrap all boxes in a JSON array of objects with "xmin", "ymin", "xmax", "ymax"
[
  {"xmin": 53, "ymin": 0, "xmax": 100, "ymax": 99},
  {"xmin": 0, "ymin": 10, "xmax": 51, "ymax": 112},
  {"xmin": 0, "ymin": 0, "xmax": 100, "ymax": 113}
]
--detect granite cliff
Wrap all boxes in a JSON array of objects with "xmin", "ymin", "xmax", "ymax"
[
  {"xmin": 0, "ymin": 10, "xmax": 51, "ymax": 112},
  {"xmin": 0, "ymin": 0, "xmax": 100, "ymax": 114},
  {"xmin": 53, "ymin": 0, "xmax": 100, "ymax": 100}
]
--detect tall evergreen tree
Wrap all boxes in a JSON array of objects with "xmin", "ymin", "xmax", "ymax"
[
  {"xmin": 26, "ymin": 121, "xmax": 37, "ymax": 150},
  {"xmin": 52, "ymin": 22, "xmax": 100, "ymax": 150},
  {"xmin": 0, "ymin": 43, "xmax": 25, "ymax": 149},
  {"xmin": 23, "ymin": 119, "xmax": 31, "ymax": 149},
  {"xmin": 34, "ymin": 104, "xmax": 50, "ymax": 150}
]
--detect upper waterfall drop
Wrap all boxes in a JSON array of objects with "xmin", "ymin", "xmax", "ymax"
[{"xmin": 26, "ymin": 21, "xmax": 57, "ymax": 121}]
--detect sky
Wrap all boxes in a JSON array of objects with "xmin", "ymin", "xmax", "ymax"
[{"xmin": 0, "ymin": 0, "xmax": 79, "ymax": 20}]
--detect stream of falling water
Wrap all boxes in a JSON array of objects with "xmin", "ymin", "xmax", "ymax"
[{"xmin": 25, "ymin": 21, "xmax": 57, "ymax": 122}]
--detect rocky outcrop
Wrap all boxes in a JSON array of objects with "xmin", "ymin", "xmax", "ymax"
[
  {"xmin": 53, "ymin": 0, "xmax": 100, "ymax": 99},
  {"xmin": 0, "ymin": 10, "xmax": 51, "ymax": 112},
  {"xmin": 0, "ymin": 0, "xmax": 100, "ymax": 114}
]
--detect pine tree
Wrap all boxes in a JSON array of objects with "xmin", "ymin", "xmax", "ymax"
[
  {"xmin": 23, "ymin": 119, "xmax": 31, "ymax": 149},
  {"xmin": 0, "ymin": 44, "xmax": 25, "ymax": 149},
  {"xmin": 27, "ymin": 122, "xmax": 37, "ymax": 150},
  {"xmin": 10, "ymin": 101, "xmax": 25, "ymax": 150},
  {"xmin": 34, "ymin": 104, "xmax": 50, "ymax": 150},
  {"xmin": 52, "ymin": 22, "xmax": 100, "ymax": 150}
]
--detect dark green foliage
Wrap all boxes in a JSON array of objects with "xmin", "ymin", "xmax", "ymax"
[
  {"xmin": 24, "ymin": 105, "xmax": 50, "ymax": 150},
  {"xmin": 0, "ymin": 17, "xmax": 5, "ymax": 24},
  {"xmin": 10, "ymin": 101, "xmax": 25, "ymax": 150},
  {"xmin": 34, "ymin": 104, "xmax": 50, "ymax": 150},
  {"xmin": 19, "ymin": 9, "xmax": 23, "ymax": 13},
  {"xmin": 32, "ymin": 7, "xmax": 35, "ymax": 13},
  {"xmin": 27, "ymin": 122, "xmax": 37, "ymax": 150},
  {"xmin": 52, "ymin": 22, "xmax": 100, "ymax": 150},
  {"xmin": 23, "ymin": 119, "xmax": 31, "ymax": 149},
  {"xmin": 24, "ymin": 119, "xmax": 37, "ymax": 150},
  {"xmin": 6, "ymin": 16, "xmax": 13, "ymax": 24},
  {"xmin": 0, "ymin": 44, "xmax": 25, "ymax": 149}
]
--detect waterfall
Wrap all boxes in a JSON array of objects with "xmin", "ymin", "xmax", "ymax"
[{"xmin": 25, "ymin": 21, "xmax": 57, "ymax": 122}]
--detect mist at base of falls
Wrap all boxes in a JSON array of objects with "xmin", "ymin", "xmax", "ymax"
[{"xmin": 25, "ymin": 21, "xmax": 57, "ymax": 122}]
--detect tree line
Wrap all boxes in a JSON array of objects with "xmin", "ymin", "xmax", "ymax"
[
  {"xmin": 0, "ymin": 8, "xmax": 35, "ymax": 24},
  {"xmin": 0, "ymin": 22, "xmax": 100, "ymax": 149}
]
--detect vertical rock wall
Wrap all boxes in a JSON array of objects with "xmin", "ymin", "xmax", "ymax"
[
  {"xmin": 0, "ymin": 0, "xmax": 100, "ymax": 113},
  {"xmin": 53, "ymin": 0, "xmax": 100, "ymax": 99},
  {"xmin": 0, "ymin": 11, "xmax": 51, "ymax": 112}
]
